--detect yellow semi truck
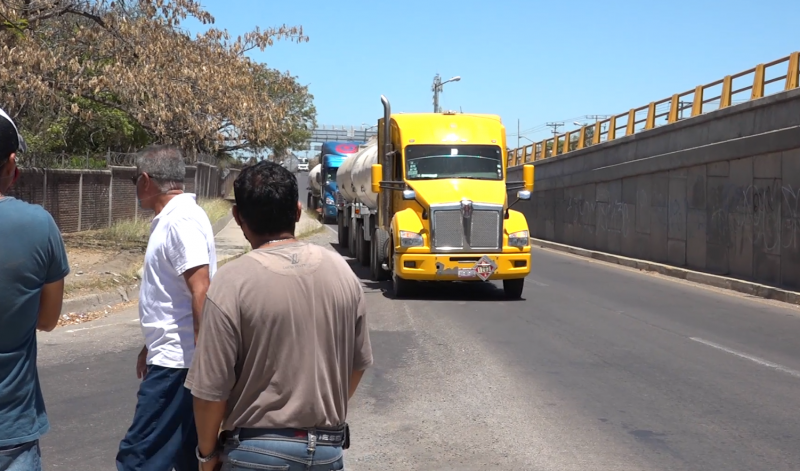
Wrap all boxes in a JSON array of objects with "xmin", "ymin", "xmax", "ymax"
[{"xmin": 345, "ymin": 95, "xmax": 535, "ymax": 298}]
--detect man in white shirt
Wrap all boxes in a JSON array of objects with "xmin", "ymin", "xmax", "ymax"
[{"xmin": 115, "ymin": 144, "xmax": 217, "ymax": 471}]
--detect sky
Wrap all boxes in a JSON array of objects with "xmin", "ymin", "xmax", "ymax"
[{"xmin": 183, "ymin": 0, "xmax": 799, "ymax": 151}]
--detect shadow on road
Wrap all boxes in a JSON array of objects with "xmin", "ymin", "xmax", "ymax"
[{"xmin": 330, "ymin": 243, "xmax": 526, "ymax": 303}]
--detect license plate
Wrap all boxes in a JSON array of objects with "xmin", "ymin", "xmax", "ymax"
[{"xmin": 457, "ymin": 268, "xmax": 476, "ymax": 278}]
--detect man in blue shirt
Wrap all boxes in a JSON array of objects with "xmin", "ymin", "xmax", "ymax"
[{"xmin": 0, "ymin": 108, "xmax": 70, "ymax": 471}]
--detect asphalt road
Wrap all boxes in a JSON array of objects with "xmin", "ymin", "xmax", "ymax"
[{"xmin": 35, "ymin": 174, "xmax": 800, "ymax": 470}]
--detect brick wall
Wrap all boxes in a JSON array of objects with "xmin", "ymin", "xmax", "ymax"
[{"xmin": 7, "ymin": 164, "xmax": 238, "ymax": 234}]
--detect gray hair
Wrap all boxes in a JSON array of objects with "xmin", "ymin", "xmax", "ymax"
[{"xmin": 135, "ymin": 144, "xmax": 185, "ymax": 192}]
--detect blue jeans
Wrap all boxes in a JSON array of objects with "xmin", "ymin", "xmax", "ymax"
[
  {"xmin": 115, "ymin": 365, "xmax": 198, "ymax": 471},
  {"xmin": 221, "ymin": 428, "xmax": 345, "ymax": 471},
  {"xmin": 0, "ymin": 440, "xmax": 41, "ymax": 471}
]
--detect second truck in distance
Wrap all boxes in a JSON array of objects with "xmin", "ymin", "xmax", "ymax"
[
  {"xmin": 307, "ymin": 141, "xmax": 359, "ymax": 224},
  {"xmin": 335, "ymin": 96, "xmax": 535, "ymax": 299}
]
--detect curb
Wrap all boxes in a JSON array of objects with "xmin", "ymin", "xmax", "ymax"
[
  {"xmin": 61, "ymin": 284, "xmax": 140, "ymax": 315},
  {"xmin": 531, "ymin": 238, "xmax": 800, "ymax": 306},
  {"xmin": 211, "ymin": 210, "xmax": 234, "ymax": 235}
]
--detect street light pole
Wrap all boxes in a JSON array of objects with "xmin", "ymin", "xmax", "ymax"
[
  {"xmin": 361, "ymin": 123, "xmax": 377, "ymax": 143},
  {"xmin": 432, "ymin": 74, "xmax": 461, "ymax": 113}
]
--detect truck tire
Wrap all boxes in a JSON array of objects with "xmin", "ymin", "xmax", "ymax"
[
  {"xmin": 337, "ymin": 212, "xmax": 348, "ymax": 248},
  {"xmin": 392, "ymin": 272, "xmax": 414, "ymax": 299},
  {"xmin": 503, "ymin": 278, "xmax": 525, "ymax": 299},
  {"xmin": 370, "ymin": 228, "xmax": 391, "ymax": 281}
]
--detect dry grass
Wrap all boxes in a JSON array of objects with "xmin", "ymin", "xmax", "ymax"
[
  {"xmin": 69, "ymin": 198, "xmax": 232, "ymax": 250},
  {"xmin": 95, "ymin": 219, "xmax": 151, "ymax": 244},
  {"xmin": 199, "ymin": 198, "xmax": 232, "ymax": 225}
]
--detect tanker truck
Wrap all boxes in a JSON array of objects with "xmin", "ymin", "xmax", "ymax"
[
  {"xmin": 349, "ymin": 95, "xmax": 536, "ymax": 299},
  {"xmin": 309, "ymin": 141, "xmax": 360, "ymax": 224},
  {"xmin": 335, "ymin": 137, "xmax": 379, "ymax": 260},
  {"xmin": 307, "ymin": 163, "xmax": 322, "ymax": 213}
]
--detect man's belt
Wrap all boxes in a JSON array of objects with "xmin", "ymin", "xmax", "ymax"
[{"xmin": 234, "ymin": 423, "xmax": 350, "ymax": 449}]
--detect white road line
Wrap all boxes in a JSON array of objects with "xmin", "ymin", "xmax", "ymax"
[
  {"xmin": 690, "ymin": 337, "xmax": 800, "ymax": 379},
  {"xmin": 527, "ymin": 279, "xmax": 549, "ymax": 287},
  {"xmin": 65, "ymin": 318, "xmax": 139, "ymax": 333},
  {"xmin": 326, "ymin": 225, "xmax": 338, "ymax": 235}
]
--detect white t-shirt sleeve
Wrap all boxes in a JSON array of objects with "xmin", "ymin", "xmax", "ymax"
[{"xmin": 165, "ymin": 219, "xmax": 211, "ymax": 276}]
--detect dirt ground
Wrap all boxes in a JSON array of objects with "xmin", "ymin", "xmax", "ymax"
[{"xmin": 61, "ymin": 234, "xmax": 146, "ymax": 300}]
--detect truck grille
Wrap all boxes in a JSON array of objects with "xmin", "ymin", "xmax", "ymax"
[{"xmin": 432, "ymin": 208, "xmax": 502, "ymax": 251}]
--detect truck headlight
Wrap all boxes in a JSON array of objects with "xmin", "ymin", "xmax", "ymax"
[
  {"xmin": 508, "ymin": 230, "xmax": 529, "ymax": 247},
  {"xmin": 399, "ymin": 230, "xmax": 423, "ymax": 247},
  {"xmin": 325, "ymin": 196, "xmax": 335, "ymax": 205}
]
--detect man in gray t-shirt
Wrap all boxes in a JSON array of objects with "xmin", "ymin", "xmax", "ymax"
[{"xmin": 186, "ymin": 160, "xmax": 373, "ymax": 471}]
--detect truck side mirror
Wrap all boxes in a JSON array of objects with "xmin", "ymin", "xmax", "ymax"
[
  {"xmin": 371, "ymin": 164, "xmax": 382, "ymax": 194},
  {"xmin": 517, "ymin": 190, "xmax": 531, "ymax": 200},
  {"xmin": 523, "ymin": 164, "xmax": 534, "ymax": 192}
]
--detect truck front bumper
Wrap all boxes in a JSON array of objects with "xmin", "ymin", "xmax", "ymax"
[{"xmin": 394, "ymin": 252, "xmax": 531, "ymax": 281}]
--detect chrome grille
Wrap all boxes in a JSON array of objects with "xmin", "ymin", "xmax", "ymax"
[
  {"xmin": 432, "ymin": 207, "xmax": 502, "ymax": 251},
  {"xmin": 470, "ymin": 210, "xmax": 501, "ymax": 248},
  {"xmin": 432, "ymin": 210, "xmax": 463, "ymax": 248}
]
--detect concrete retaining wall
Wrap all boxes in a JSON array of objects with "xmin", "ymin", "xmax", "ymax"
[{"xmin": 509, "ymin": 88, "xmax": 800, "ymax": 291}]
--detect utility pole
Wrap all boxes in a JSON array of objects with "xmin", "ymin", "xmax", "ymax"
[
  {"xmin": 517, "ymin": 119, "xmax": 520, "ymax": 150},
  {"xmin": 545, "ymin": 122, "xmax": 563, "ymax": 156},
  {"xmin": 546, "ymin": 122, "xmax": 563, "ymax": 138},
  {"xmin": 679, "ymin": 101, "xmax": 691, "ymax": 120},
  {"xmin": 585, "ymin": 114, "xmax": 610, "ymax": 123},
  {"xmin": 431, "ymin": 73, "xmax": 461, "ymax": 113}
]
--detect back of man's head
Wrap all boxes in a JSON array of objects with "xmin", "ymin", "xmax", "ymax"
[
  {"xmin": 0, "ymin": 108, "xmax": 26, "ymax": 167},
  {"xmin": 135, "ymin": 144, "xmax": 185, "ymax": 191},
  {"xmin": 234, "ymin": 160, "xmax": 299, "ymax": 236}
]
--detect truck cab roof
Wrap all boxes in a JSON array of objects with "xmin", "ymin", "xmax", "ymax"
[{"xmin": 384, "ymin": 113, "xmax": 506, "ymax": 147}]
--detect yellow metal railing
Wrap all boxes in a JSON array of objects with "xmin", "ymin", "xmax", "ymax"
[{"xmin": 508, "ymin": 51, "xmax": 800, "ymax": 167}]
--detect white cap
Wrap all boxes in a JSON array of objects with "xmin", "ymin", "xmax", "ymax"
[{"xmin": 0, "ymin": 107, "xmax": 27, "ymax": 153}]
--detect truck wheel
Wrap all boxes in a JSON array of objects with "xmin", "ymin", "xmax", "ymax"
[
  {"xmin": 392, "ymin": 273, "xmax": 414, "ymax": 299},
  {"xmin": 503, "ymin": 278, "xmax": 525, "ymax": 299},
  {"xmin": 337, "ymin": 212, "xmax": 348, "ymax": 248},
  {"xmin": 371, "ymin": 228, "xmax": 391, "ymax": 281}
]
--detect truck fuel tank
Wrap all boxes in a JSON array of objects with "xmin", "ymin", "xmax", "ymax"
[{"xmin": 308, "ymin": 163, "xmax": 322, "ymax": 195}]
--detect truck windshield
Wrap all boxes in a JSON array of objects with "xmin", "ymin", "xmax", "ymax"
[
  {"xmin": 325, "ymin": 167, "xmax": 337, "ymax": 181},
  {"xmin": 404, "ymin": 144, "xmax": 503, "ymax": 181}
]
